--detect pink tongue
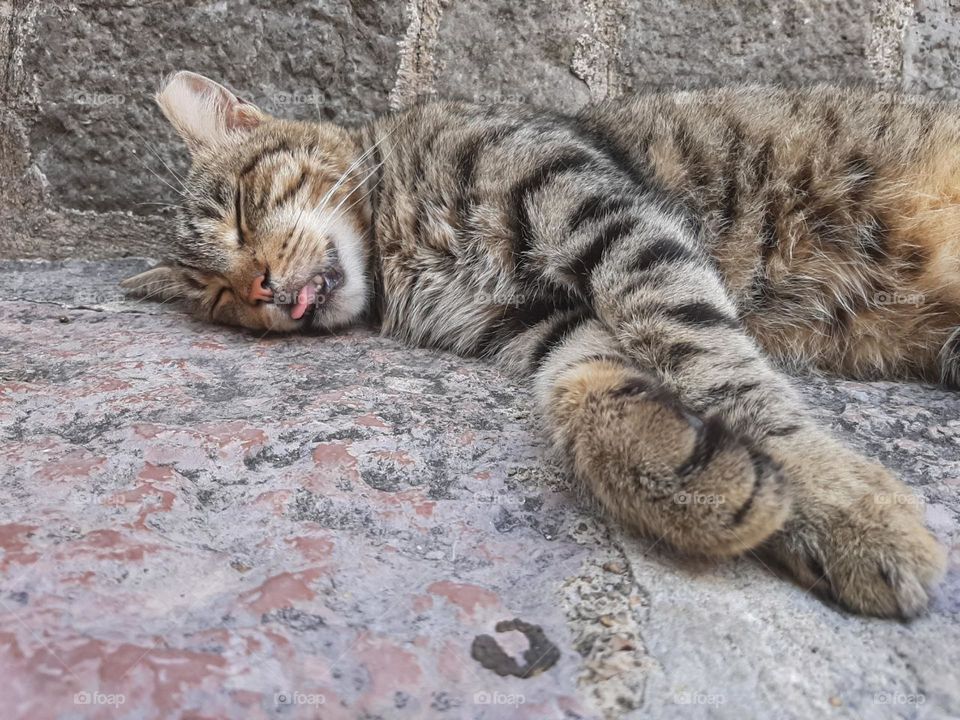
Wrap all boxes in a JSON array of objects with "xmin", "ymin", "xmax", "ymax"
[{"xmin": 290, "ymin": 282, "xmax": 315, "ymax": 320}]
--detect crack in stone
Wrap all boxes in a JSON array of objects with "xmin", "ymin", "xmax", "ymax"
[
  {"xmin": 5, "ymin": 297, "xmax": 155, "ymax": 314},
  {"xmin": 570, "ymin": 0, "xmax": 627, "ymax": 102},
  {"xmin": 561, "ymin": 522, "xmax": 652, "ymax": 718},
  {"xmin": 867, "ymin": 0, "xmax": 914, "ymax": 89},
  {"xmin": 389, "ymin": 0, "xmax": 447, "ymax": 110},
  {"xmin": 1, "ymin": 0, "xmax": 38, "ymax": 103}
]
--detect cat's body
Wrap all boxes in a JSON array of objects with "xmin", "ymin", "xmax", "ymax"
[
  {"xmin": 124, "ymin": 73, "xmax": 955, "ymax": 618},
  {"xmin": 365, "ymin": 88, "xmax": 960, "ymax": 383}
]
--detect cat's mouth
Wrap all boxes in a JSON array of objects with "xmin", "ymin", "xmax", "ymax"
[{"xmin": 287, "ymin": 266, "xmax": 344, "ymax": 321}]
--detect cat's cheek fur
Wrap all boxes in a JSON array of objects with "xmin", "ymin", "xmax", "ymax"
[
  {"xmin": 313, "ymin": 212, "xmax": 369, "ymax": 330},
  {"xmin": 211, "ymin": 299, "xmax": 293, "ymax": 333}
]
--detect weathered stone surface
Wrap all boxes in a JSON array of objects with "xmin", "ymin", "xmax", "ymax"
[
  {"xmin": 3, "ymin": 1, "xmax": 959, "ymax": 260},
  {"xmin": 0, "ymin": 259, "xmax": 635, "ymax": 719},
  {"xmin": 1, "ymin": 260, "xmax": 958, "ymax": 719},
  {"xmin": 903, "ymin": 0, "xmax": 960, "ymax": 99},
  {"xmin": 625, "ymin": 376, "xmax": 960, "ymax": 719},
  {"xmin": 2, "ymin": 3, "xmax": 959, "ymax": 717},
  {"xmin": 0, "ymin": 0, "xmax": 405, "ymax": 259},
  {"xmin": 431, "ymin": 0, "xmax": 592, "ymax": 111},
  {"xmin": 620, "ymin": 0, "xmax": 881, "ymax": 91}
]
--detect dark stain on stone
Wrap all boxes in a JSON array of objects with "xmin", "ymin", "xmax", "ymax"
[
  {"xmin": 177, "ymin": 468, "xmax": 204, "ymax": 483},
  {"xmin": 522, "ymin": 495, "xmax": 544, "ymax": 512},
  {"xmin": 314, "ymin": 427, "xmax": 368, "ymax": 442},
  {"xmin": 493, "ymin": 506, "xmax": 522, "ymax": 533},
  {"xmin": 361, "ymin": 468, "xmax": 404, "ymax": 492},
  {"xmin": 471, "ymin": 618, "xmax": 561, "ymax": 678},
  {"xmin": 430, "ymin": 691, "xmax": 460, "ymax": 712},
  {"xmin": 291, "ymin": 488, "xmax": 376, "ymax": 530},
  {"xmin": 2, "ymin": 363, "xmax": 77, "ymax": 383},
  {"xmin": 191, "ymin": 379, "xmax": 245, "ymax": 403},
  {"xmin": 61, "ymin": 413, "xmax": 120, "ymax": 445},
  {"xmin": 262, "ymin": 606, "xmax": 326, "ymax": 632},
  {"xmin": 243, "ymin": 446, "xmax": 304, "ymax": 470}
]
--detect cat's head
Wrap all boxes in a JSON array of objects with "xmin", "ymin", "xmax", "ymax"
[{"xmin": 121, "ymin": 71, "xmax": 372, "ymax": 332}]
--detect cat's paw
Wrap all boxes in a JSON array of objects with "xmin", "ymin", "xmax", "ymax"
[
  {"xmin": 553, "ymin": 362, "xmax": 791, "ymax": 558},
  {"xmin": 763, "ymin": 446, "xmax": 946, "ymax": 618}
]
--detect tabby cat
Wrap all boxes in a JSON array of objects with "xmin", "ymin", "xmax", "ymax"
[{"xmin": 123, "ymin": 71, "xmax": 958, "ymax": 618}]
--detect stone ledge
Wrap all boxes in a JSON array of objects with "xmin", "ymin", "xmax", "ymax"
[{"xmin": 0, "ymin": 259, "xmax": 957, "ymax": 719}]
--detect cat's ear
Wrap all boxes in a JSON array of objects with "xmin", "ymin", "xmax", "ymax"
[
  {"xmin": 156, "ymin": 71, "xmax": 266, "ymax": 153},
  {"xmin": 120, "ymin": 264, "xmax": 207, "ymax": 304}
]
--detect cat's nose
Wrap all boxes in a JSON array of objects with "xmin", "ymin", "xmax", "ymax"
[{"xmin": 248, "ymin": 273, "xmax": 273, "ymax": 304}]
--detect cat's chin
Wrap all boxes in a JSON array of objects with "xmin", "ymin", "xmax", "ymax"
[
  {"xmin": 303, "ymin": 295, "xmax": 366, "ymax": 333},
  {"xmin": 248, "ymin": 295, "xmax": 362, "ymax": 334},
  {"xmin": 283, "ymin": 285, "xmax": 367, "ymax": 334}
]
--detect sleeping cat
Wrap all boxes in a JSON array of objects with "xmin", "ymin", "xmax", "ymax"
[{"xmin": 123, "ymin": 71, "xmax": 957, "ymax": 619}]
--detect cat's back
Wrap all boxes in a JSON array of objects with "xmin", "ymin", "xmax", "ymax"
[
  {"xmin": 580, "ymin": 86, "xmax": 960, "ymax": 300},
  {"xmin": 583, "ymin": 84, "xmax": 959, "ymax": 164},
  {"xmin": 367, "ymin": 86, "xmax": 960, "ymax": 356},
  {"xmin": 580, "ymin": 84, "xmax": 960, "ymax": 238}
]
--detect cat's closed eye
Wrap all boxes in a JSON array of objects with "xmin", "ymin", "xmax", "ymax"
[
  {"xmin": 122, "ymin": 72, "xmax": 372, "ymax": 333},
  {"xmin": 233, "ymin": 185, "xmax": 246, "ymax": 247}
]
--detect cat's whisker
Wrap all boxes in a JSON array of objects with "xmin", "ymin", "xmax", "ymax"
[
  {"xmin": 313, "ymin": 126, "xmax": 395, "ymax": 212},
  {"xmin": 315, "ymin": 163, "xmax": 386, "ymax": 245},
  {"xmin": 123, "ymin": 120, "xmax": 194, "ymax": 195},
  {"xmin": 280, "ymin": 152, "xmax": 392, "ymax": 285},
  {"xmin": 127, "ymin": 150, "xmax": 197, "ymax": 204},
  {"xmin": 129, "ymin": 284, "xmax": 182, "ymax": 303},
  {"xmin": 313, "ymin": 145, "xmax": 395, "ymax": 243},
  {"xmin": 279, "ymin": 129, "xmax": 398, "ymax": 279}
]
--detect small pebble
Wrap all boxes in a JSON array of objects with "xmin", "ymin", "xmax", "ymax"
[
  {"xmin": 602, "ymin": 561, "xmax": 626, "ymax": 574},
  {"xmin": 59, "ymin": 316, "xmax": 70, "ymax": 324},
  {"xmin": 829, "ymin": 696, "xmax": 842, "ymax": 707}
]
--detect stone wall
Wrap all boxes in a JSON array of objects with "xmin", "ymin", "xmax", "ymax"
[{"xmin": 0, "ymin": 0, "xmax": 957, "ymax": 259}]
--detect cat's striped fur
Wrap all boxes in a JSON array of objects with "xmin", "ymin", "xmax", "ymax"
[{"xmin": 124, "ymin": 72, "xmax": 955, "ymax": 618}]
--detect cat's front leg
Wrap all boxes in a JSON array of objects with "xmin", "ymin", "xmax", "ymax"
[
  {"xmin": 523, "ymin": 316, "xmax": 792, "ymax": 558},
  {"xmin": 756, "ymin": 431, "xmax": 946, "ymax": 618},
  {"xmin": 558, "ymin": 203, "xmax": 945, "ymax": 617},
  {"xmin": 526, "ymin": 309, "xmax": 944, "ymax": 617}
]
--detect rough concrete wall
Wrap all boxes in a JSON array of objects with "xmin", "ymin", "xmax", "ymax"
[{"xmin": 0, "ymin": 0, "xmax": 957, "ymax": 259}]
